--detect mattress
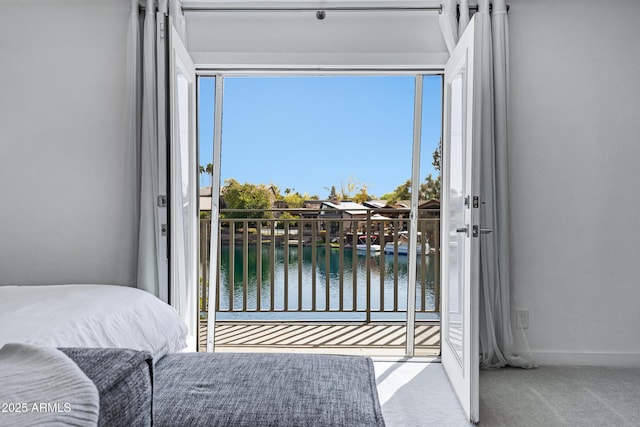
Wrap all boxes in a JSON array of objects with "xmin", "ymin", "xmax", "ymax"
[
  {"xmin": 0, "ymin": 284, "xmax": 187, "ymax": 359},
  {"xmin": 61, "ymin": 348, "xmax": 153, "ymax": 427}
]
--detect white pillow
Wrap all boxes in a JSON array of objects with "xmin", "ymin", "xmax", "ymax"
[{"xmin": 0, "ymin": 284, "xmax": 188, "ymax": 360}]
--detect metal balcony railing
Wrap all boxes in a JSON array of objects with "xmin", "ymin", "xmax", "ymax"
[{"xmin": 199, "ymin": 208, "xmax": 440, "ymax": 323}]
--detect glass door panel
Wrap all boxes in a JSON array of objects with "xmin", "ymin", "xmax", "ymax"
[{"xmin": 446, "ymin": 72, "xmax": 465, "ymax": 363}]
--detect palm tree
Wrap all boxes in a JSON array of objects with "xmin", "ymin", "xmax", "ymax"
[
  {"xmin": 199, "ymin": 165, "xmax": 205, "ymax": 189},
  {"xmin": 205, "ymin": 163, "xmax": 214, "ymax": 187}
]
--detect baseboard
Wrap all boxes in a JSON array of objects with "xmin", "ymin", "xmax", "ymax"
[{"xmin": 521, "ymin": 350, "xmax": 640, "ymax": 368}]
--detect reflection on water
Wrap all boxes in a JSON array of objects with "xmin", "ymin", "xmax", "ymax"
[{"xmin": 216, "ymin": 244, "xmax": 436, "ymax": 320}]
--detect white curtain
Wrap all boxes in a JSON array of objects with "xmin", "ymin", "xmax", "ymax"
[
  {"xmin": 169, "ymin": 0, "xmax": 187, "ymax": 42},
  {"xmin": 439, "ymin": 0, "xmax": 534, "ymax": 369},
  {"xmin": 128, "ymin": 0, "xmax": 163, "ymax": 298},
  {"xmin": 128, "ymin": 0, "xmax": 193, "ymax": 340},
  {"xmin": 124, "ymin": 0, "xmax": 141, "ymax": 284}
]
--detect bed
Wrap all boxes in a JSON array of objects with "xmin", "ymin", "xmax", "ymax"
[{"xmin": 0, "ymin": 284, "xmax": 385, "ymax": 426}]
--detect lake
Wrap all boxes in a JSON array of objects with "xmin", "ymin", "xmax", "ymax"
[{"xmin": 214, "ymin": 244, "xmax": 438, "ymax": 322}]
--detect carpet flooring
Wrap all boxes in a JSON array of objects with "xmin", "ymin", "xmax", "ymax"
[
  {"xmin": 374, "ymin": 363, "xmax": 640, "ymax": 426},
  {"xmin": 480, "ymin": 366, "xmax": 640, "ymax": 426}
]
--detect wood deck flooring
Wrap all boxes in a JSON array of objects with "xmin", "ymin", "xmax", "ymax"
[{"xmin": 198, "ymin": 322, "xmax": 440, "ymax": 357}]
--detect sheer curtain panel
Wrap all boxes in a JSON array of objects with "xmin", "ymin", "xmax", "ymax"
[
  {"xmin": 127, "ymin": 0, "xmax": 193, "ymax": 336},
  {"xmin": 124, "ymin": 0, "xmax": 141, "ymax": 286},
  {"xmin": 439, "ymin": 0, "xmax": 534, "ymax": 369},
  {"xmin": 130, "ymin": 0, "xmax": 163, "ymax": 299}
]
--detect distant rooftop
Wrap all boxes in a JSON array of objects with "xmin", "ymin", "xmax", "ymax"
[{"xmin": 321, "ymin": 201, "xmax": 369, "ymax": 216}]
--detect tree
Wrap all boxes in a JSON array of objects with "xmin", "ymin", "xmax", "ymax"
[
  {"xmin": 325, "ymin": 177, "xmax": 373, "ymax": 202},
  {"xmin": 381, "ymin": 143, "xmax": 442, "ymax": 203},
  {"xmin": 353, "ymin": 185, "xmax": 373, "ymax": 204},
  {"xmin": 283, "ymin": 191, "xmax": 306, "ymax": 208},
  {"xmin": 221, "ymin": 179, "xmax": 271, "ymax": 219},
  {"xmin": 419, "ymin": 174, "xmax": 441, "ymax": 200},
  {"xmin": 199, "ymin": 163, "xmax": 214, "ymax": 188},
  {"xmin": 199, "ymin": 165, "xmax": 206, "ymax": 188},
  {"xmin": 325, "ymin": 185, "xmax": 339, "ymax": 201},
  {"xmin": 340, "ymin": 177, "xmax": 359, "ymax": 200},
  {"xmin": 432, "ymin": 138, "xmax": 441, "ymax": 172},
  {"xmin": 421, "ymin": 140, "xmax": 442, "ymax": 200},
  {"xmin": 384, "ymin": 179, "xmax": 411, "ymax": 204},
  {"xmin": 205, "ymin": 163, "xmax": 214, "ymax": 187}
]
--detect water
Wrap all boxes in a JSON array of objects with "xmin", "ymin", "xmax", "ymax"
[{"xmin": 214, "ymin": 244, "xmax": 437, "ymax": 321}]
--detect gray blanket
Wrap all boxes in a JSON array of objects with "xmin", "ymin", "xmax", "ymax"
[
  {"xmin": 60, "ymin": 348, "xmax": 153, "ymax": 427},
  {"xmin": 154, "ymin": 352, "xmax": 385, "ymax": 427},
  {"xmin": 0, "ymin": 343, "xmax": 99, "ymax": 427}
]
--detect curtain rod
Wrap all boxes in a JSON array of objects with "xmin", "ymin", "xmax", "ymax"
[
  {"xmin": 181, "ymin": 5, "xmax": 444, "ymax": 12},
  {"xmin": 180, "ymin": 4, "xmax": 508, "ymax": 13}
]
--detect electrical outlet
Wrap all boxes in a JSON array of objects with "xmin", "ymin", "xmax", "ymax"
[{"xmin": 516, "ymin": 309, "xmax": 529, "ymax": 329}]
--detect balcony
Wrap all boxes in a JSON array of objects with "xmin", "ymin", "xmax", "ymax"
[{"xmin": 198, "ymin": 208, "xmax": 440, "ymax": 356}]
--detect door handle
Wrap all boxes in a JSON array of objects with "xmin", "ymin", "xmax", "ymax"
[
  {"xmin": 480, "ymin": 228, "xmax": 493, "ymax": 234},
  {"xmin": 456, "ymin": 226, "xmax": 469, "ymax": 237}
]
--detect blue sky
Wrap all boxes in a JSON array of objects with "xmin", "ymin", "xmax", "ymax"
[{"xmin": 198, "ymin": 75, "xmax": 441, "ymax": 199}]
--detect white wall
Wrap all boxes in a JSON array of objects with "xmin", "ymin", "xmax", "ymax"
[
  {"xmin": 508, "ymin": 0, "xmax": 640, "ymax": 366},
  {"xmin": 0, "ymin": 0, "xmax": 136, "ymax": 286},
  {"xmin": 187, "ymin": 0, "xmax": 640, "ymax": 366},
  {"xmin": 2, "ymin": 0, "xmax": 637, "ymax": 365},
  {"xmin": 185, "ymin": 2, "xmax": 448, "ymax": 68}
]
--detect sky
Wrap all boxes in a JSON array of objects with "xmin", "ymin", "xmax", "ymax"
[{"xmin": 198, "ymin": 75, "xmax": 442, "ymax": 199}]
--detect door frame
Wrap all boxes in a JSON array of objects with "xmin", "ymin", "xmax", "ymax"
[{"xmin": 197, "ymin": 69, "xmax": 443, "ymax": 356}]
